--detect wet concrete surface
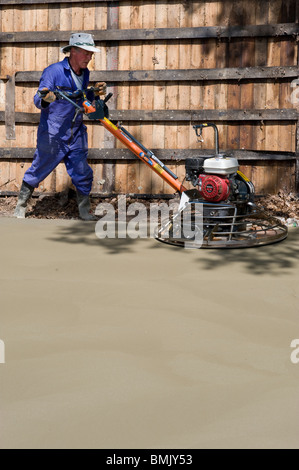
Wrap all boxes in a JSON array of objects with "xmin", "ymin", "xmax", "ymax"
[{"xmin": 0, "ymin": 217, "xmax": 298, "ymax": 449}]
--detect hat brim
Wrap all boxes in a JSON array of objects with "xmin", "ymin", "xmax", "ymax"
[{"xmin": 61, "ymin": 44, "xmax": 101, "ymax": 53}]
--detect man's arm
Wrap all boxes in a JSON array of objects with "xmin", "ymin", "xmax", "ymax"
[{"xmin": 34, "ymin": 65, "xmax": 56, "ymax": 109}]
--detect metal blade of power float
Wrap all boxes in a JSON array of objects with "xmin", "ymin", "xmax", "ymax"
[
  {"xmin": 156, "ymin": 197, "xmax": 288, "ymax": 249},
  {"xmin": 179, "ymin": 189, "xmax": 202, "ymax": 210}
]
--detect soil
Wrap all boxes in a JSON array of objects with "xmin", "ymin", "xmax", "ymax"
[
  {"xmin": 0, "ymin": 189, "xmax": 298, "ymax": 223},
  {"xmin": 256, "ymin": 191, "xmax": 299, "ymax": 221},
  {"xmin": 0, "ymin": 189, "xmax": 169, "ymax": 220}
]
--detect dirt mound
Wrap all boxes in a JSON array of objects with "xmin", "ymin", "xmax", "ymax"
[
  {"xmin": 0, "ymin": 190, "xmax": 298, "ymax": 224},
  {"xmin": 255, "ymin": 191, "xmax": 299, "ymax": 226}
]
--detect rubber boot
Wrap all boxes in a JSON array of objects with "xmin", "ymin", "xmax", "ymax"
[
  {"xmin": 76, "ymin": 192, "xmax": 96, "ymax": 221},
  {"xmin": 14, "ymin": 181, "xmax": 34, "ymax": 218}
]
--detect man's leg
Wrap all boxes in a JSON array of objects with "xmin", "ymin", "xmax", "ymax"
[
  {"xmin": 14, "ymin": 139, "xmax": 66, "ymax": 218},
  {"xmin": 14, "ymin": 181, "xmax": 35, "ymax": 218},
  {"xmin": 64, "ymin": 133, "xmax": 95, "ymax": 221}
]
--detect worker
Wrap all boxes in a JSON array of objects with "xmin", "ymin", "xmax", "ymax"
[{"xmin": 14, "ymin": 32, "xmax": 106, "ymax": 220}]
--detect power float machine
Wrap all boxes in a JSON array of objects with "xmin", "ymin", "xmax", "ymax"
[{"xmin": 38, "ymin": 87, "xmax": 288, "ymax": 249}]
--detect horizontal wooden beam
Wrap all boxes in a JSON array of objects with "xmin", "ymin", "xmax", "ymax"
[
  {"xmin": 104, "ymin": 108, "xmax": 298, "ymax": 121},
  {"xmin": 0, "ymin": 108, "xmax": 296, "ymax": 124},
  {"xmin": 0, "ymin": 148, "xmax": 296, "ymax": 161},
  {"xmin": 0, "ymin": 23, "xmax": 298, "ymax": 43},
  {"xmin": 92, "ymin": 66, "xmax": 299, "ymax": 81},
  {"xmin": 15, "ymin": 66, "xmax": 299, "ymax": 83},
  {"xmin": 0, "ymin": 0, "xmax": 117, "ymax": 4}
]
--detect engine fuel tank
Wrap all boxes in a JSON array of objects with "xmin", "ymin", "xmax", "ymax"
[{"xmin": 203, "ymin": 155, "xmax": 239, "ymax": 176}]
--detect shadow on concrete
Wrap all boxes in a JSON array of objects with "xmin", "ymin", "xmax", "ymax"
[
  {"xmin": 191, "ymin": 229, "xmax": 299, "ymax": 275},
  {"xmin": 46, "ymin": 220, "xmax": 142, "ymax": 255},
  {"xmin": 47, "ymin": 218, "xmax": 299, "ymax": 275}
]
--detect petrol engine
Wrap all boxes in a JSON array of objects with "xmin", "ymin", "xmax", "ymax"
[{"xmin": 185, "ymin": 155, "xmax": 254, "ymax": 203}]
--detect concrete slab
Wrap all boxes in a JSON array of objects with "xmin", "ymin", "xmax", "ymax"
[{"xmin": 0, "ymin": 217, "xmax": 298, "ymax": 449}]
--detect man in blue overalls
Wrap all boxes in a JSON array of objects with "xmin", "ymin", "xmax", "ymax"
[{"xmin": 14, "ymin": 32, "xmax": 106, "ymax": 220}]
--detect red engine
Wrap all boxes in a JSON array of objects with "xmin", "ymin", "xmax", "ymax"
[{"xmin": 198, "ymin": 174, "xmax": 230, "ymax": 202}]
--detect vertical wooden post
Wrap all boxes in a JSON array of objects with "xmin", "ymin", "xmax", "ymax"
[
  {"xmin": 103, "ymin": 1, "xmax": 119, "ymax": 194},
  {"xmin": 5, "ymin": 74, "xmax": 16, "ymax": 140}
]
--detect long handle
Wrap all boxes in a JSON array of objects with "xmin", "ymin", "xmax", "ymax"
[
  {"xmin": 99, "ymin": 117, "xmax": 186, "ymax": 194},
  {"xmin": 83, "ymin": 96, "xmax": 186, "ymax": 193},
  {"xmin": 47, "ymin": 88, "xmax": 186, "ymax": 193},
  {"xmin": 118, "ymin": 126, "xmax": 179, "ymax": 181}
]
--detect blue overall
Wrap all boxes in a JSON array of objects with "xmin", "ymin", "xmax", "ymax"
[{"xmin": 24, "ymin": 57, "xmax": 93, "ymax": 195}]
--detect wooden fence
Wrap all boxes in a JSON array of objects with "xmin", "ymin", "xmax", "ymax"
[{"xmin": 0, "ymin": 0, "xmax": 298, "ymax": 196}]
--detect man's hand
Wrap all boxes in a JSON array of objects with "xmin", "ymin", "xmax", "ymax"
[
  {"xmin": 41, "ymin": 88, "xmax": 56, "ymax": 103},
  {"xmin": 94, "ymin": 82, "xmax": 107, "ymax": 97}
]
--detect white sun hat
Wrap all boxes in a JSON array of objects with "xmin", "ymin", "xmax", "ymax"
[{"xmin": 61, "ymin": 32, "xmax": 101, "ymax": 53}]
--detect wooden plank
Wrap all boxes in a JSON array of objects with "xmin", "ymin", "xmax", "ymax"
[
  {"xmin": 177, "ymin": 2, "xmax": 192, "ymax": 192},
  {"xmin": 253, "ymin": 7, "xmax": 268, "ymax": 151},
  {"xmin": 35, "ymin": 6, "xmax": 49, "ymax": 69},
  {"xmin": 82, "ymin": 3, "xmax": 96, "ymax": 191},
  {"xmin": 152, "ymin": 0, "xmax": 167, "ymax": 194},
  {"xmin": 126, "ymin": 2, "xmax": 142, "ymax": 194},
  {"xmin": 20, "ymin": 6, "xmax": 38, "ymax": 158},
  {"xmin": 199, "ymin": 2, "xmax": 218, "ymax": 151},
  {"xmin": 0, "ymin": 6, "xmax": 14, "ymax": 77},
  {"xmin": 213, "ymin": 0, "xmax": 231, "ymax": 150},
  {"xmin": 103, "ymin": 1, "xmax": 119, "ymax": 194},
  {"xmin": 0, "ymin": 0, "xmax": 119, "ymax": 4},
  {"xmin": 0, "ymin": 79, "xmax": 6, "ymax": 114},
  {"xmin": 4, "ymin": 108, "xmax": 298, "ymax": 124},
  {"xmin": 60, "ymin": 2, "xmax": 72, "ymax": 33},
  {"xmin": 91, "ymin": 156, "xmax": 104, "ymax": 194},
  {"xmin": 13, "ymin": 6, "xmax": 24, "ymax": 120},
  {"xmin": 164, "ymin": 0, "xmax": 180, "ymax": 194},
  {"xmin": 91, "ymin": 1, "xmax": 107, "ymax": 192},
  {"xmin": 279, "ymin": 37, "xmax": 296, "ymax": 156},
  {"xmin": 276, "ymin": 159, "xmax": 294, "ymax": 193},
  {"xmin": 202, "ymin": 49, "xmax": 217, "ymax": 150},
  {"xmin": 47, "ymin": 4, "xmax": 60, "ymax": 64},
  {"xmin": 5, "ymin": 74, "xmax": 15, "ymax": 140},
  {"xmin": 15, "ymin": 66, "xmax": 299, "ymax": 83},
  {"xmin": 117, "ymin": 0, "xmax": 130, "ymax": 119},
  {"xmin": 227, "ymin": 1, "xmax": 243, "ymax": 151},
  {"xmin": 0, "ymin": 160, "xmax": 11, "ymax": 191},
  {"xmin": 139, "ymin": 1, "xmax": 155, "ymax": 194},
  {"xmin": 1, "ymin": 147, "xmax": 296, "ymax": 161},
  {"xmin": 248, "ymin": 161, "xmax": 270, "ymax": 194},
  {"xmin": 256, "ymin": 0, "xmax": 283, "ymax": 200},
  {"xmin": 214, "ymin": 43, "xmax": 228, "ymax": 150},
  {"xmin": 280, "ymin": 0, "xmax": 297, "ymax": 23},
  {"xmin": 240, "ymin": 1, "xmax": 256, "ymax": 151},
  {"xmin": 1, "ymin": 23, "xmax": 298, "ymax": 43},
  {"xmin": 72, "ymin": 2, "xmax": 84, "ymax": 31},
  {"xmin": 265, "ymin": 38, "xmax": 281, "ymax": 153},
  {"xmin": 8, "ymin": 160, "xmax": 19, "ymax": 192},
  {"xmin": 152, "ymin": 0, "xmax": 173, "ymax": 193}
]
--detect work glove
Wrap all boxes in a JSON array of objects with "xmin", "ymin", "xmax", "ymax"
[
  {"xmin": 41, "ymin": 88, "xmax": 56, "ymax": 103},
  {"xmin": 94, "ymin": 82, "xmax": 107, "ymax": 97}
]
